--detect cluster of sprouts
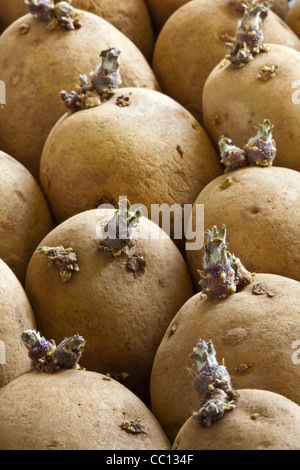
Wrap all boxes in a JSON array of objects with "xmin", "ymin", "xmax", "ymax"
[{"xmin": 218, "ymin": 119, "xmax": 276, "ymax": 172}]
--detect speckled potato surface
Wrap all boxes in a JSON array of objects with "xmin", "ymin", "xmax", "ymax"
[
  {"xmin": 0, "ymin": 369, "xmax": 171, "ymax": 450},
  {"xmin": 0, "ymin": 0, "xmax": 155, "ymax": 60},
  {"xmin": 40, "ymin": 87, "xmax": 221, "ymax": 243},
  {"xmin": 152, "ymin": 0, "xmax": 300, "ymax": 124},
  {"xmin": 203, "ymin": 44, "xmax": 300, "ymax": 172},
  {"xmin": 0, "ymin": 260, "xmax": 36, "ymax": 389},
  {"xmin": 146, "ymin": 0, "xmax": 289, "ymax": 30},
  {"xmin": 0, "ymin": 151, "xmax": 53, "ymax": 284},
  {"xmin": 186, "ymin": 166, "xmax": 300, "ymax": 287},
  {"xmin": 172, "ymin": 389, "xmax": 300, "ymax": 450},
  {"xmin": 25, "ymin": 209, "xmax": 194, "ymax": 399},
  {"xmin": 0, "ymin": 11, "xmax": 159, "ymax": 180},
  {"xmin": 150, "ymin": 273, "xmax": 300, "ymax": 441}
]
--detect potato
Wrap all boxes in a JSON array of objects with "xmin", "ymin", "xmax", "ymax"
[
  {"xmin": 25, "ymin": 207, "xmax": 194, "ymax": 398},
  {"xmin": 150, "ymin": 273, "xmax": 300, "ymax": 441},
  {"xmin": 202, "ymin": 43, "xmax": 300, "ymax": 172},
  {"xmin": 185, "ymin": 166, "xmax": 300, "ymax": 287},
  {"xmin": 0, "ymin": 369, "xmax": 171, "ymax": 450},
  {"xmin": 0, "ymin": 10, "xmax": 159, "ymax": 180},
  {"xmin": 0, "ymin": 259, "xmax": 36, "ymax": 389},
  {"xmin": 39, "ymin": 86, "xmax": 221, "ymax": 247},
  {"xmin": 286, "ymin": 0, "xmax": 300, "ymax": 37},
  {"xmin": 0, "ymin": 151, "xmax": 53, "ymax": 284},
  {"xmin": 0, "ymin": 0, "xmax": 155, "ymax": 61},
  {"xmin": 146, "ymin": 0, "xmax": 289, "ymax": 30},
  {"xmin": 272, "ymin": 0, "xmax": 289, "ymax": 18},
  {"xmin": 152, "ymin": 0, "xmax": 300, "ymax": 124},
  {"xmin": 172, "ymin": 389, "xmax": 300, "ymax": 450}
]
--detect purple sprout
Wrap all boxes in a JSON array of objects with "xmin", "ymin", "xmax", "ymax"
[
  {"xmin": 198, "ymin": 225, "xmax": 254, "ymax": 300},
  {"xmin": 244, "ymin": 119, "xmax": 276, "ymax": 167},
  {"xmin": 189, "ymin": 339, "xmax": 238, "ymax": 427},
  {"xmin": 21, "ymin": 330, "xmax": 86, "ymax": 373},
  {"xmin": 60, "ymin": 48, "xmax": 122, "ymax": 114},
  {"xmin": 226, "ymin": 1, "xmax": 271, "ymax": 68},
  {"xmin": 218, "ymin": 136, "xmax": 247, "ymax": 172}
]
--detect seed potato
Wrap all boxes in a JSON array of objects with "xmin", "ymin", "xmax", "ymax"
[
  {"xmin": 0, "ymin": 0, "xmax": 155, "ymax": 61},
  {"xmin": 186, "ymin": 166, "xmax": 300, "ymax": 287},
  {"xmin": 39, "ymin": 87, "xmax": 221, "ymax": 247},
  {"xmin": 0, "ymin": 10, "xmax": 159, "ymax": 180},
  {"xmin": 0, "ymin": 369, "xmax": 171, "ymax": 450},
  {"xmin": 146, "ymin": 0, "xmax": 289, "ymax": 30},
  {"xmin": 172, "ymin": 389, "xmax": 300, "ymax": 450},
  {"xmin": 150, "ymin": 273, "xmax": 300, "ymax": 441},
  {"xmin": 0, "ymin": 259, "xmax": 36, "ymax": 389},
  {"xmin": 203, "ymin": 43, "xmax": 300, "ymax": 172},
  {"xmin": 152, "ymin": 0, "xmax": 300, "ymax": 124},
  {"xmin": 25, "ymin": 208, "xmax": 194, "ymax": 398},
  {"xmin": 286, "ymin": 0, "xmax": 300, "ymax": 37},
  {"xmin": 0, "ymin": 150, "xmax": 53, "ymax": 284}
]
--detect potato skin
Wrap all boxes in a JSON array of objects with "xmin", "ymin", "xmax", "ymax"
[
  {"xmin": 39, "ymin": 87, "xmax": 221, "ymax": 242},
  {"xmin": 0, "ymin": 260, "xmax": 36, "ymax": 389},
  {"xmin": 150, "ymin": 273, "xmax": 300, "ymax": 441},
  {"xmin": 203, "ymin": 44, "xmax": 300, "ymax": 172},
  {"xmin": 0, "ymin": 151, "xmax": 53, "ymax": 284},
  {"xmin": 186, "ymin": 166, "xmax": 300, "ymax": 286},
  {"xmin": 152, "ymin": 0, "xmax": 300, "ymax": 124},
  {"xmin": 72, "ymin": 0, "xmax": 155, "ymax": 61},
  {"xmin": 25, "ymin": 209, "xmax": 194, "ymax": 398},
  {"xmin": 0, "ymin": 0, "xmax": 154, "ymax": 61},
  {"xmin": 0, "ymin": 12, "xmax": 159, "ymax": 180},
  {"xmin": 286, "ymin": 0, "xmax": 300, "ymax": 37},
  {"xmin": 0, "ymin": 369, "xmax": 171, "ymax": 450},
  {"xmin": 172, "ymin": 389, "xmax": 300, "ymax": 450},
  {"xmin": 146, "ymin": 0, "xmax": 289, "ymax": 30}
]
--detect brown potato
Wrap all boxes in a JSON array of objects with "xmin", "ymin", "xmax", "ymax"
[
  {"xmin": 146, "ymin": 0, "xmax": 289, "ymax": 30},
  {"xmin": 0, "ymin": 369, "xmax": 171, "ymax": 450},
  {"xmin": 39, "ymin": 87, "xmax": 221, "ymax": 248},
  {"xmin": 25, "ymin": 208, "xmax": 194, "ymax": 399},
  {"xmin": 185, "ymin": 166, "xmax": 300, "ymax": 287},
  {"xmin": 202, "ymin": 43, "xmax": 300, "ymax": 172},
  {"xmin": 150, "ymin": 273, "xmax": 300, "ymax": 441},
  {"xmin": 0, "ymin": 11, "xmax": 159, "ymax": 180},
  {"xmin": 152, "ymin": 0, "xmax": 300, "ymax": 124},
  {"xmin": 0, "ymin": 0, "xmax": 155, "ymax": 61},
  {"xmin": 172, "ymin": 389, "xmax": 300, "ymax": 450},
  {"xmin": 0, "ymin": 259, "xmax": 36, "ymax": 389},
  {"xmin": 286, "ymin": 0, "xmax": 300, "ymax": 37},
  {"xmin": 0, "ymin": 151, "xmax": 53, "ymax": 284}
]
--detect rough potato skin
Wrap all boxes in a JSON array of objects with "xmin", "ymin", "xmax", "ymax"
[
  {"xmin": 0, "ymin": 260, "xmax": 36, "ymax": 389},
  {"xmin": 0, "ymin": 151, "xmax": 53, "ymax": 284},
  {"xmin": 72, "ymin": 0, "xmax": 155, "ymax": 61},
  {"xmin": 0, "ymin": 12, "xmax": 159, "ymax": 180},
  {"xmin": 186, "ymin": 166, "xmax": 300, "ymax": 286},
  {"xmin": 152, "ymin": 0, "xmax": 300, "ymax": 124},
  {"xmin": 0, "ymin": 369, "xmax": 171, "ymax": 450},
  {"xmin": 203, "ymin": 44, "xmax": 300, "ymax": 172},
  {"xmin": 150, "ymin": 274, "xmax": 300, "ymax": 441},
  {"xmin": 0, "ymin": 0, "xmax": 155, "ymax": 61},
  {"xmin": 39, "ymin": 87, "xmax": 221, "ymax": 249},
  {"xmin": 25, "ymin": 209, "xmax": 194, "ymax": 399},
  {"xmin": 146, "ymin": 0, "xmax": 289, "ymax": 30},
  {"xmin": 172, "ymin": 389, "xmax": 300, "ymax": 450}
]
